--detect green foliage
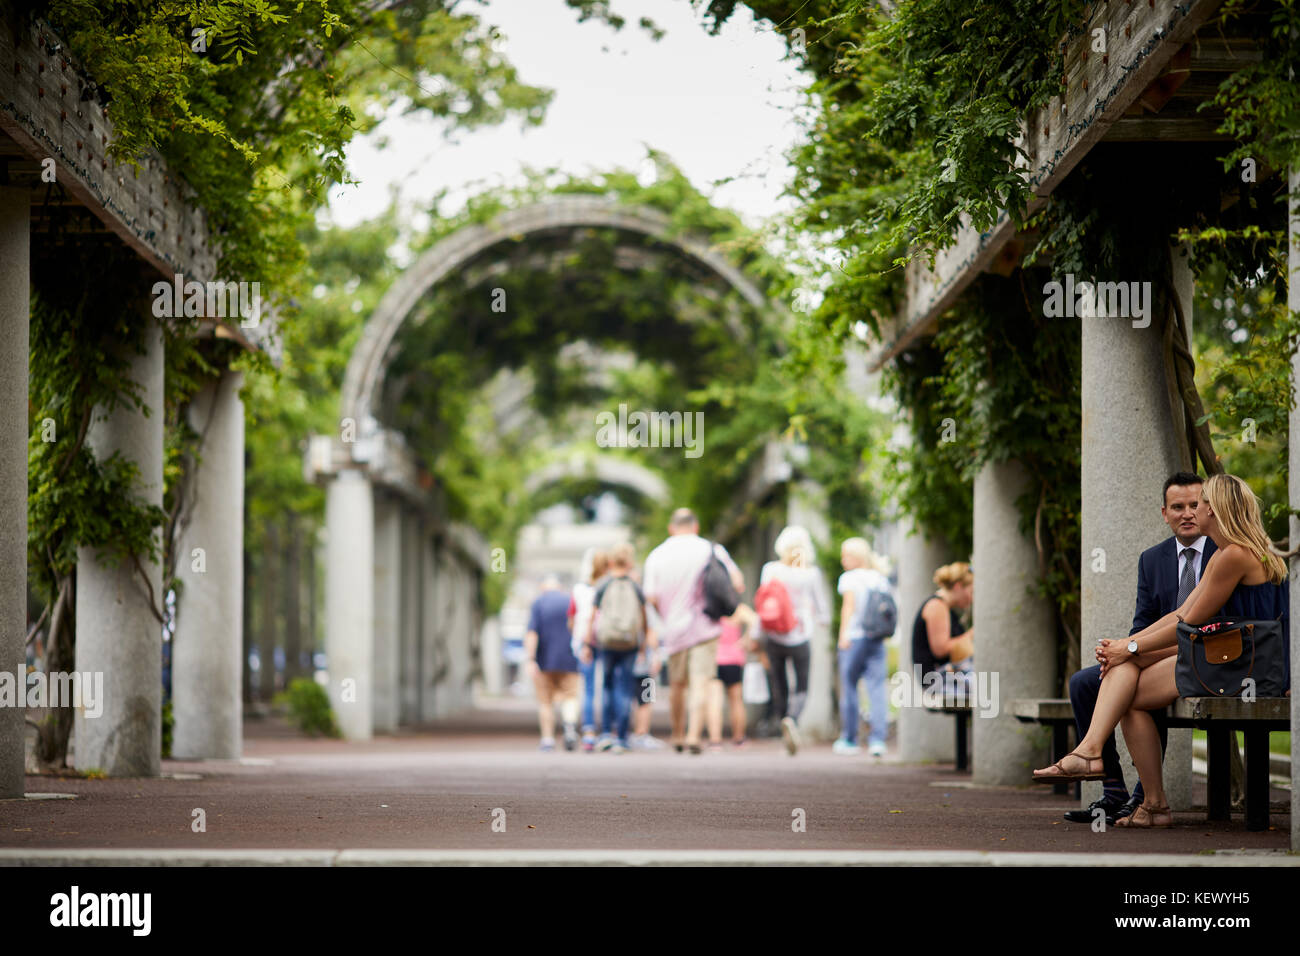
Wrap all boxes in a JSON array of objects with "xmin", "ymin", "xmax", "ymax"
[
  {"xmin": 274, "ymin": 677, "xmax": 341, "ymax": 738},
  {"xmin": 161, "ymin": 698, "xmax": 174, "ymax": 759}
]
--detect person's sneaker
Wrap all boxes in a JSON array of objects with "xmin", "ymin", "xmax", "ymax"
[
  {"xmin": 595, "ymin": 735, "xmax": 614, "ymax": 752},
  {"xmin": 611, "ymin": 741, "xmax": 628, "ymax": 754},
  {"xmin": 581, "ymin": 733, "xmax": 596, "ymax": 753},
  {"xmin": 832, "ymin": 739, "xmax": 861, "ymax": 756},
  {"xmin": 1064, "ymin": 795, "xmax": 1128, "ymax": 825},
  {"xmin": 630, "ymin": 734, "xmax": 664, "ymax": 751},
  {"xmin": 708, "ymin": 741, "xmax": 724, "ymax": 753},
  {"xmin": 780, "ymin": 717, "xmax": 800, "ymax": 755},
  {"xmin": 562, "ymin": 725, "xmax": 578, "ymax": 751},
  {"xmin": 733, "ymin": 738, "xmax": 747, "ymax": 748},
  {"xmin": 687, "ymin": 743, "xmax": 703, "ymax": 755},
  {"xmin": 868, "ymin": 741, "xmax": 887, "ymax": 757},
  {"xmin": 539, "ymin": 737, "xmax": 556, "ymax": 752}
]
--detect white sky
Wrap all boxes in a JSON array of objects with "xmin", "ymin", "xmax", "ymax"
[{"xmin": 324, "ymin": 0, "xmax": 809, "ymax": 234}]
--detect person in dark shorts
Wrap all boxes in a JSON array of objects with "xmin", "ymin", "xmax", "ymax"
[{"xmin": 708, "ymin": 603, "xmax": 757, "ymax": 748}]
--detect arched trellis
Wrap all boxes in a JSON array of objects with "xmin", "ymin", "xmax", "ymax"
[
  {"xmin": 311, "ymin": 196, "xmax": 837, "ymax": 742},
  {"xmin": 339, "ymin": 194, "xmax": 772, "ymax": 435}
]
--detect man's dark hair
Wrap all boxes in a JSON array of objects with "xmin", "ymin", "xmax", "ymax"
[
  {"xmin": 1163, "ymin": 471, "xmax": 1204, "ymax": 506},
  {"xmin": 669, "ymin": 507, "xmax": 698, "ymax": 530}
]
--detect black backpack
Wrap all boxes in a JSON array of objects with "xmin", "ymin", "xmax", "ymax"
[{"xmin": 700, "ymin": 541, "xmax": 740, "ymax": 620}]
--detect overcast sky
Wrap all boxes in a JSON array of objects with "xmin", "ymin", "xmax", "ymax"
[{"xmin": 324, "ymin": 0, "xmax": 809, "ymax": 234}]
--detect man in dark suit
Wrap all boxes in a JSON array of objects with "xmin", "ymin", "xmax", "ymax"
[{"xmin": 1064, "ymin": 472, "xmax": 1216, "ymax": 824}]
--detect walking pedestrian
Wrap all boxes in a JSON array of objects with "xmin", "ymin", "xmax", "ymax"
[
  {"xmin": 833, "ymin": 538, "xmax": 896, "ymax": 756},
  {"xmin": 708, "ymin": 603, "xmax": 757, "ymax": 748},
  {"xmin": 755, "ymin": 525, "xmax": 830, "ymax": 755},
  {"xmin": 524, "ymin": 575, "xmax": 581, "ymax": 752},
  {"xmin": 569, "ymin": 548, "xmax": 609, "ymax": 752},
  {"xmin": 582, "ymin": 543, "xmax": 653, "ymax": 753},
  {"xmin": 643, "ymin": 508, "xmax": 743, "ymax": 755}
]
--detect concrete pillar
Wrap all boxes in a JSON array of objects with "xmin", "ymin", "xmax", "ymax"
[
  {"xmin": 371, "ymin": 495, "xmax": 401, "ymax": 734},
  {"xmin": 786, "ymin": 480, "xmax": 836, "ymax": 741},
  {"xmin": 1080, "ymin": 249, "xmax": 1189, "ymax": 808},
  {"xmin": 75, "ymin": 318, "xmax": 165, "ymax": 777},
  {"xmin": 325, "ymin": 469, "xmax": 373, "ymax": 740},
  {"xmin": 480, "ymin": 616, "xmax": 503, "ymax": 695},
  {"xmin": 420, "ymin": 530, "xmax": 439, "ymax": 720},
  {"xmin": 173, "ymin": 371, "xmax": 245, "ymax": 759},
  {"xmin": 972, "ymin": 460, "xmax": 1056, "ymax": 784},
  {"xmin": 0, "ymin": 187, "xmax": 29, "ymax": 798},
  {"xmin": 1288, "ymin": 167, "xmax": 1299, "ymax": 852},
  {"xmin": 895, "ymin": 515, "xmax": 953, "ymax": 762},
  {"xmin": 399, "ymin": 515, "xmax": 421, "ymax": 724}
]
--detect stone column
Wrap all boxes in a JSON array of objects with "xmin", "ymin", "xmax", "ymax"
[
  {"xmin": 895, "ymin": 515, "xmax": 953, "ymax": 762},
  {"xmin": 325, "ymin": 469, "xmax": 373, "ymax": 740},
  {"xmin": 420, "ymin": 529, "xmax": 439, "ymax": 720},
  {"xmin": 0, "ymin": 187, "xmax": 29, "ymax": 798},
  {"xmin": 1288, "ymin": 167, "xmax": 1299, "ymax": 852},
  {"xmin": 399, "ymin": 515, "xmax": 422, "ymax": 724},
  {"xmin": 479, "ymin": 616, "xmax": 503, "ymax": 695},
  {"xmin": 972, "ymin": 460, "xmax": 1056, "ymax": 784},
  {"xmin": 371, "ymin": 495, "xmax": 401, "ymax": 734},
  {"xmin": 173, "ymin": 370, "xmax": 245, "ymax": 759},
  {"xmin": 1080, "ymin": 252, "xmax": 1187, "ymax": 808},
  {"xmin": 75, "ymin": 318, "xmax": 165, "ymax": 777},
  {"xmin": 786, "ymin": 480, "xmax": 836, "ymax": 741}
]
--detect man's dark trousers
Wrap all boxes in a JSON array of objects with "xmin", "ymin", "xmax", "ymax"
[{"xmin": 1068, "ymin": 665, "xmax": 1168, "ymax": 800}]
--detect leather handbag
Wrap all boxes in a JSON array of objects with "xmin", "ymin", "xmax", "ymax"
[{"xmin": 1175, "ymin": 616, "xmax": 1287, "ymax": 698}]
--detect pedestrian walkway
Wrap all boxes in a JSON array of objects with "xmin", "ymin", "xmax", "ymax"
[{"xmin": 2, "ymin": 700, "xmax": 1291, "ymax": 864}]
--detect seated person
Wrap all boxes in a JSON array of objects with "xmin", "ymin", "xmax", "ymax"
[
  {"xmin": 1033, "ymin": 474, "xmax": 1289, "ymax": 828},
  {"xmin": 912, "ymin": 562, "xmax": 974, "ymax": 696}
]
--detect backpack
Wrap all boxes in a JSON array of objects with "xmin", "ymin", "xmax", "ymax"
[
  {"xmin": 755, "ymin": 578, "xmax": 798, "ymax": 635},
  {"xmin": 700, "ymin": 542, "xmax": 740, "ymax": 621},
  {"xmin": 858, "ymin": 585, "xmax": 898, "ymax": 640},
  {"xmin": 595, "ymin": 577, "xmax": 643, "ymax": 650}
]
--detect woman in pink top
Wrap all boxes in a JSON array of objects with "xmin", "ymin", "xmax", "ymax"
[{"xmin": 708, "ymin": 603, "xmax": 757, "ymax": 747}]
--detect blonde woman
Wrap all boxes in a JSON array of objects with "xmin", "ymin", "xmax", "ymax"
[
  {"xmin": 757, "ymin": 525, "xmax": 831, "ymax": 755},
  {"xmin": 912, "ymin": 562, "xmax": 974, "ymax": 688},
  {"xmin": 1033, "ymin": 474, "xmax": 1289, "ymax": 828},
  {"xmin": 834, "ymin": 538, "xmax": 895, "ymax": 756}
]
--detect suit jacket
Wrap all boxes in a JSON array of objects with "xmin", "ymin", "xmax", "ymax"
[{"xmin": 1130, "ymin": 536, "xmax": 1217, "ymax": 635}]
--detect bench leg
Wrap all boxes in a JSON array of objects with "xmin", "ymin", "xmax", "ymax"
[
  {"xmin": 1052, "ymin": 721, "xmax": 1069, "ymax": 796},
  {"xmin": 955, "ymin": 713, "xmax": 969, "ymax": 772},
  {"xmin": 1207, "ymin": 727, "xmax": 1231, "ymax": 822},
  {"xmin": 1243, "ymin": 727, "xmax": 1270, "ymax": 832}
]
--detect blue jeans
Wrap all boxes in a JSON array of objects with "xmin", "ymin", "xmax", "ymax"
[
  {"xmin": 600, "ymin": 648, "xmax": 638, "ymax": 743},
  {"xmin": 580, "ymin": 657, "xmax": 599, "ymax": 732},
  {"xmin": 839, "ymin": 638, "xmax": 889, "ymax": 746}
]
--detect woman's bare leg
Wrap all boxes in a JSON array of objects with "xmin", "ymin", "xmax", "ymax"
[
  {"xmin": 706, "ymin": 678, "xmax": 724, "ymax": 744},
  {"xmin": 1076, "ymin": 660, "xmax": 1142, "ymax": 756},
  {"xmin": 1121, "ymin": 657, "xmax": 1179, "ymax": 807}
]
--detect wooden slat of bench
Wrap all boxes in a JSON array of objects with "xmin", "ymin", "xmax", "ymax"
[
  {"xmin": 1009, "ymin": 699, "xmax": 1074, "ymax": 722},
  {"xmin": 923, "ymin": 704, "xmax": 972, "ymax": 714},
  {"xmin": 1169, "ymin": 697, "xmax": 1290, "ymax": 723}
]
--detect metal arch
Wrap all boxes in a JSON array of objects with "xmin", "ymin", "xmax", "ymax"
[
  {"xmin": 522, "ymin": 454, "xmax": 671, "ymax": 506},
  {"xmin": 339, "ymin": 195, "xmax": 774, "ymax": 430}
]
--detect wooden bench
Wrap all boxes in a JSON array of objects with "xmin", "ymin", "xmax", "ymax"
[
  {"xmin": 923, "ymin": 699, "xmax": 972, "ymax": 772},
  {"xmin": 1165, "ymin": 696, "xmax": 1290, "ymax": 832},
  {"xmin": 1010, "ymin": 698, "xmax": 1078, "ymax": 796}
]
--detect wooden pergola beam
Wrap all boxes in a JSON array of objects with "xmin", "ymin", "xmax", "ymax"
[{"xmin": 869, "ymin": 0, "xmax": 1225, "ymax": 370}]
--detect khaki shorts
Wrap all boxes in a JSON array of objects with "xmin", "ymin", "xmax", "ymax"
[
  {"xmin": 668, "ymin": 639, "xmax": 719, "ymax": 687},
  {"xmin": 534, "ymin": 670, "xmax": 579, "ymax": 701}
]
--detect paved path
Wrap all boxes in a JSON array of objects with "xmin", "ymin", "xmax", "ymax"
[{"xmin": 1, "ymin": 700, "xmax": 1292, "ymax": 862}]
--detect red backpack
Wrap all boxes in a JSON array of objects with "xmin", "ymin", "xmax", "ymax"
[{"xmin": 755, "ymin": 578, "xmax": 798, "ymax": 634}]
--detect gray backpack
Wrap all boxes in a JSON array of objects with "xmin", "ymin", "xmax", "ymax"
[
  {"xmin": 858, "ymin": 586, "xmax": 897, "ymax": 640},
  {"xmin": 595, "ymin": 577, "xmax": 643, "ymax": 650}
]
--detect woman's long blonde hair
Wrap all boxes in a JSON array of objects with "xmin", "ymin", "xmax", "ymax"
[{"xmin": 1203, "ymin": 473, "xmax": 1287, "ymax": 584}]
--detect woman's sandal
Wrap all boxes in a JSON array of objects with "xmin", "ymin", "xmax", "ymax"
[
  {"xmin": 1031, "ymin": 750, "xmax": 1106, "ymax": 783},
  {"xmin": 1114, "ymin": 802, "xmax": 1173, "ymax": 828}
]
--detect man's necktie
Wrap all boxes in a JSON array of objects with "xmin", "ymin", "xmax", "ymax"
[{"xmin": 1176, "ymin": 548, "xmax": 1197, "ymax": 606}]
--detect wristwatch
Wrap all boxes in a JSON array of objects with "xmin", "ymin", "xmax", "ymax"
[{"xmin": 1127, "ymin": 639, "xmax": 1139, "ymax": 656}]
